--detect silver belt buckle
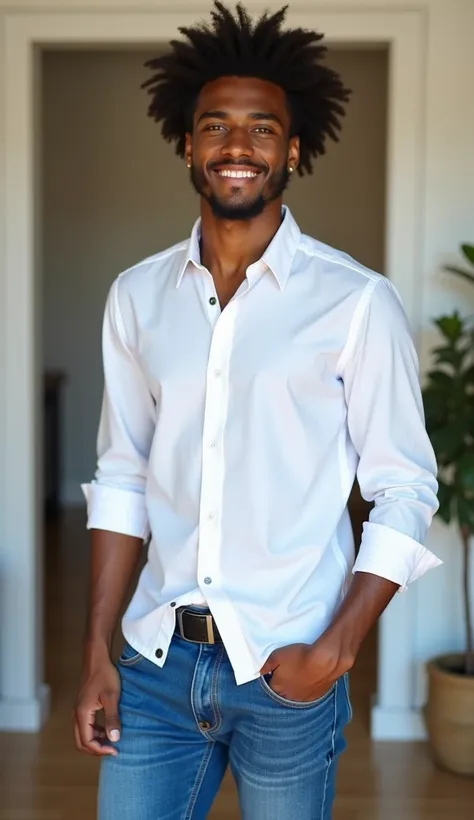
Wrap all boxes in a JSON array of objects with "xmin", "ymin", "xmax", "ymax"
[{"xmin": 177, "ymin": 608, "xmax": 215, "ymax": 644}]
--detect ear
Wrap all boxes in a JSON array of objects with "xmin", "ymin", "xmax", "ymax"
[
  {"xmin": 287, "ymin": 136, "xmax": 300, "ymax": 174},
  {"xmin": 185, "ymin": 133, "xmax": 193, "ymax": 167}
]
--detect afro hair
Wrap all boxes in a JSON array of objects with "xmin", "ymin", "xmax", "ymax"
[{"xmin": 141, "ymin": 2, "xmax": 351, "ymax": 175}]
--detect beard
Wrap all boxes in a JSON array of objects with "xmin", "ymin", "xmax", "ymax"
[{"xmin": 190, "ymin": 161, "xmax": 290, "ymax": 221}]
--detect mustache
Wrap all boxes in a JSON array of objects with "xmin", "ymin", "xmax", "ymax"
[{"xmin": 207, "ymin": 158, "xmax": 267, "ymax": 173}]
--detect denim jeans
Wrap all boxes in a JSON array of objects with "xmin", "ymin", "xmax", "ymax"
[{"xmin": 98, "ymin": 633, "xmax": 352, "ymax": 819}]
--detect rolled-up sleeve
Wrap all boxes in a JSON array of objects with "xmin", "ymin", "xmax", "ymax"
[
  {"xmin": 81, "ymin": 276, "xmax": 156, "ymax": 540},
  {"xmin": 340, "ymin": 277, "xmax": 442, "ymax": 590}
]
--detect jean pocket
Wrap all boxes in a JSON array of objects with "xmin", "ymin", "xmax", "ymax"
[
  {"xmin": 118, "ymin": 642, "xmax": 144, "ymax": 667},
  {"xmin": 342, "ymin": 672, "xmax": 353, "ymax": 722},
  {"xmin": 259, "ymin": 674, "xmax": 337, "ymax": 710}
]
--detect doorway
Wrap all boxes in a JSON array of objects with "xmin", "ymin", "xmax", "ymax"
[
  {"xmin": 39, "ymin": 43, "xmax": 386, "ymax": 735},
  {"xmin": 0, "ymin": 8, "xmax": 427, "ymax": 738}
]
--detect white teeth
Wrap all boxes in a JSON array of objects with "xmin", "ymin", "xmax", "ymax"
[{"xmin": 217, "ymin": 170, "xmax": 258, "ymax": 178}]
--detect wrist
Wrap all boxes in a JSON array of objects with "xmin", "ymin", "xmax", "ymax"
[
  {"xmin": 310, "ymin": 624, "xmax": 358, "ymax": 678},
  {"xmin": 83, "ymin": 636, "xmax": 112, "ymax": 666}
]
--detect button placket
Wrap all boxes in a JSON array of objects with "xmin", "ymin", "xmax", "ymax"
[{"xmin": 197, "ymin": 302, "xmax": 237, "ymax": 592}]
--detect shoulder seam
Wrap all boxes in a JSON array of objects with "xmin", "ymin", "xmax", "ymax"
[
  {"xmin": 110, "ymin": 276, "xmax": 131, "ymax": 350},
  {"xmin": 117, "ymin": 241, "xmax": 187, "ymax": 279},
  {"xmin": 298, "ymin": 243, "xmax": 378, "ymax": 281},
  {"xmin": 335, "ymin": 278, "xmax": 383, "ymax": 376}
]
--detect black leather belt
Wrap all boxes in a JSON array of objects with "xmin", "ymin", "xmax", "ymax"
[{"xmin": 174, "ymin": 607, "xmax": 222, "ymax": 645}]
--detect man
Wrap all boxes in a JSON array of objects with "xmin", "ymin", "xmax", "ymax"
[{"xmin": 74, "ymin": 3, "xmax": 441, "ymax": 818}]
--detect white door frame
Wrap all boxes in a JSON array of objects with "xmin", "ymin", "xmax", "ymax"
[{"xmin": 0, "ymin": 5, "xmax": 428, "ymax": 737}]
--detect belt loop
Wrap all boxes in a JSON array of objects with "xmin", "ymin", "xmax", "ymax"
[
  {"xmin": 205, "ymin": 614, "xmax": 215, "ymax": 645},
  {"xmin": 177, "ymin": 607, "xmax": 185, "ymax": 639}
]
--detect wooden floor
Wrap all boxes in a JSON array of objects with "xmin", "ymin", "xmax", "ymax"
[{"xmin": 1, "ymin": 508, "xmax": 473, "ymax": 819}]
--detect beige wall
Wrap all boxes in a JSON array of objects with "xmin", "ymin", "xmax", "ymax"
[{"xmin": 42, "ymin": 48, "xmax": 387, "ymax": 503}]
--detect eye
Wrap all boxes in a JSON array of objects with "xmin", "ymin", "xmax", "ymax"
[
  {"xmin": 253, "ymin": 127, "xmax": 273, "ymax": 134},
  {"xmin": 205, "ymin": 124, "xmax": 225, "ymax": 132}
]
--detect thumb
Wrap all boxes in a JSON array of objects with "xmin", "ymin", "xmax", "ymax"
[
  {"xmin": 260, "ymin": 651, "xmax": 279, "ymax": 677},
  {"xmin": 102, "ymin": 690, "xmax": 121, "ymax": 742}
]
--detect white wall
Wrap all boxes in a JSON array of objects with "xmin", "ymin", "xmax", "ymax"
[
  {"xmin": 411, "ymin": 2, "xmax": 474, "ymax": 707},
  {"xmin": 42, "ymin": 48, "xmax": 387, "ymax": 505}
]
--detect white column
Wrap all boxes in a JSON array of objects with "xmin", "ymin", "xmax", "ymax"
[
  {"xmin": 372, "ymin": 588, "xmax": 426, "ymax": 740},
  {"xmin": 0, "ymin": 15, "xmax": 49, "ymax": 731}
]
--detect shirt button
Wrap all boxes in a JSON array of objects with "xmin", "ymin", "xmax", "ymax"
[
  {"xmin": 213, "ymin": 369, "xmax": 221, "ymax": 378},
  {"xmin": 155, "ymin": 648, "xmax": 163, "ymax": 658},
  {"xmin": 199, "ymin": 720, "xmax": 211, "ymax": 730},
  {"xmin": 204, "ymin": 577, "xmax": 212, "ymax": 585},
  {"xmin": 209, "ymin": 297, "xmax": 217, "ymax": 306},
  {"xmin": 208, "ymin": 441, "xmax": 216, "ymax": 449},
  {"xmin": 207, "ymin": 513, "xmax": 215, "ymax": 521},
  {"xmin": 170, "ymin": 602, "xmax": 176, "ymax": 607}
]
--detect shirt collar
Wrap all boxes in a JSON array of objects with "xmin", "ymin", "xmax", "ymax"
[{"xmin": 175, "ymin": 205, "xmax": 301, "ymax": 290}]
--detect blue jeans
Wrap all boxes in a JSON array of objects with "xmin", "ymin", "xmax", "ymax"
[{"xmin": 98, "ymin": 634, "xmax": 352, "ymax": 819}]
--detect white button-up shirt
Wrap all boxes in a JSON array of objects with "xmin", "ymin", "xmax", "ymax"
[{"xmin": 82, "ymin": 207, "xmax": 441, "ymax": 685}]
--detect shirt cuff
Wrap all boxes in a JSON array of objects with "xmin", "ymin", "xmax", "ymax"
[
  {"xmin": 81, "ymin": 482, "xmax": 150, "ymax": 541},
  {"xmin": 352, "ymin": 522, "xmax": 442, "ymax": 591}
]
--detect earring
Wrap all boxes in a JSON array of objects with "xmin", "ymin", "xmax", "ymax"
[
  {"xmin": 288, "ymin": 166, "xmax": 294, "ymax": 174},
  {"xmin": 186, "ymin": 159, "xmax": 192, "ymax": 168}
]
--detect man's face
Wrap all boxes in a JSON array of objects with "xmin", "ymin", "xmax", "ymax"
[{"xmin": 185, "ymin": 76, "xmax": 299, "ymax": 220}]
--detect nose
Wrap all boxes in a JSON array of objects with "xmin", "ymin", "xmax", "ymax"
[{"xmin": 221, "ymin": 126, "xmax": 254, "ymax": 159}]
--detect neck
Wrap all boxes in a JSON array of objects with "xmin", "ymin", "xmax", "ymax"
[{"xmin": 199, "ymin": 199, "xmax": 283, "ymax": 280}]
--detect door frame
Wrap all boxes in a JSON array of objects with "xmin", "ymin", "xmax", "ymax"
[{"xmin": 0, "ymin": 5, "xmax": 428, "ymax": 736}]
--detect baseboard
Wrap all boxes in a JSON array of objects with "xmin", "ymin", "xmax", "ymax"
[
  {"xmin": 371, "ymin": 702, "xmax": 427, "ymax": 740},
  {"xmin": 0, "ymin": 684, "xmax": 51, "ymax": 732}
]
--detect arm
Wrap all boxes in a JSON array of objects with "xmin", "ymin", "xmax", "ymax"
[
  {"xmin": 83, "ymin": 529, "xmax": 143, "ymax": 663},
  {"xmin": 341, "ymin": 277, "xmax": 441, "ymax": 590},
  {"xmin": 75, "ymin": 276, "xmax": 156, "ymax": 755},
  {"xmin": 262, "ymin": 278, "xmax": 441, "ymax": 700},
  {"xmin": 75, "ymin": 530, "xmax": 142, "ymax": 757}
]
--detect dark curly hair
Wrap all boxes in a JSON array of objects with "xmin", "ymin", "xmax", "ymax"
[{"xmin": 141, "ymin": 2, "xmax": 351, "ymax": 175}]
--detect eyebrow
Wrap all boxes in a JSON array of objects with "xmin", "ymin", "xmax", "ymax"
[{"xmin": 197, "ymin": 110, "xmax": 284, "ymax": 128}]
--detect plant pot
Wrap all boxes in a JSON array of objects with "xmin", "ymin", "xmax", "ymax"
[{"xmin": 424, "ymin": 654, "xmax": 474, "ymax": 776}]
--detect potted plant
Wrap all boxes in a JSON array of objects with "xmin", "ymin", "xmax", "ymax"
[{"xmin": 422, "ymin": 243, "xmax": 474, "ymax": 776}]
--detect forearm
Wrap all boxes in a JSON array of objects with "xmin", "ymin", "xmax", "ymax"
[
  {"xmin": 311, "ymin": 571, "xmax": 399, "ymax": 673},
  {"xmin": 83, "ymin": 528, "xmax": 143, "ymax": 664}
]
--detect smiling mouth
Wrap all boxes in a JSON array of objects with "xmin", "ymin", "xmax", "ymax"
[
  {"xmin": 216, "ymin": 169, "xmax": 259, "ymax": 179},
  {"xmin": 211, "ymin": 165, "xmax": 264, "ymax": 182}
]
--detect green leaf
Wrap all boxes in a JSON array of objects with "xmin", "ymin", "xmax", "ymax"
[
  {"xmin": 423, "ymin": 393, "xmax": 449, "ymax": 429},
  {"xmin": 462, "ymin": 364, "xmax": 474, "ymax": 385},
  {"xmin": 455, "ymin": 495, "xmax": 474, "ymax": 532},
  {"xmin": 436, "ymin": 480, "xmax": 454, "ymax": 524},
  {"xmin": 456, "ymin": 453, "xmax": 474, "ymax": 491},
  {"xmin": 427, "ymin": 370, "xmax": 455, "ymax": 389},
  {"xmin": 445, "ymin": 266, "xmax": 474, "ymax": 288},
  {"xmin": 435, "ymin": 313, "xmax": 464, "ymax": 342},
  {"xmin": 429, "ymin": 423, "xmax": 466, "ymax": 464},
  {"xmin": 461, "ymin": 244, "xmax": 474, "ymax": 267},
  {"xmin": 433, "ymin": 346, "xmax": 466, "ymax": 369}
]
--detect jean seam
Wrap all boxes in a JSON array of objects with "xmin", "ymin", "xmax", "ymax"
[
  {"xmin": 190, "ymin": 643, "xmax": 204, "ymax": 731},
  {"xmin": 259, "ymin": 676, "xmax": 337, "ymax": 710},
  {"xmin": 118, "ymin": 652, "xmax": 143, "ymax": 667},
  {"xmin": 209, "ymin": 646, "xmax": 225, "ymax": 732},
  {"xmin": 320, "ymin": 679, "xmax": 338, "ymax": 819},
  {"xmin": 183, "ymin": 740, "xmax": 215, "ymax": 820},
  {"xmin": 342, "ymin": 673, "xmax": 353, "ymax": 722}
]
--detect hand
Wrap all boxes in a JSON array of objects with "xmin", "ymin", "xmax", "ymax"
[
  {"xmin": 74, "ymin": 654, "xmax": 121, "ymax": 756},
  {"xmin": 260, "ymin": 637, "xmax": 351, "ymax": 703}
]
